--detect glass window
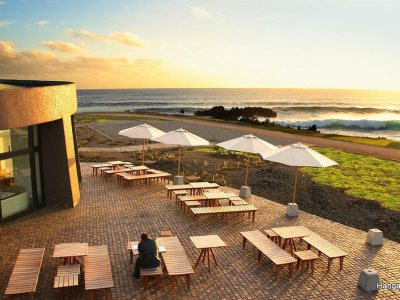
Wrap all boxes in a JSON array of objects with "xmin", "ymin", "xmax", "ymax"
[
  {"xmin": 33, "ymin": 125, "xmax": 39, "ymax": 147},
  {"xmin": 0, "ymin": 127, "xmax": 29, "ymax": 153},
  {"xmin": 0, "ymin": 155, "xmax": 32, "ymax": 219},
  {"xmin": 35, "ymin": 152, "xmax": 43, "ymax": 206}
]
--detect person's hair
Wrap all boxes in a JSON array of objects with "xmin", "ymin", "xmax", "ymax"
[{"xmin": 141, "ymin": 233, "xmax": 149, "ymax": 240}]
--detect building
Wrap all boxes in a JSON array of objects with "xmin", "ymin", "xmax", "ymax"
[{"xmin": 0, "ymin": 79, "xmax": 80, "ymax": 222}]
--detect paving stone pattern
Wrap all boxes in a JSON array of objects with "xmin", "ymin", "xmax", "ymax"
[{"xmin": 1, "ymin": 163, "xmax": 399, "ymax": 299}]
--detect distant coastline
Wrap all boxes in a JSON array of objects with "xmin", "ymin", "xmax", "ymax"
[
  {"xmin": 76, "ymin": 88, "xmax": 400, "ymax": 141},
  {"xmin": 75, "ymin": 112, "xmax": 400, "ymax": 156}
]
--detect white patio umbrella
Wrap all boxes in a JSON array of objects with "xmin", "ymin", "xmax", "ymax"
[
  {"xmin": 216, "ymin": 134, "xmax": 277, "ymax": 187},
  {"xmin": 261, "ymin": 142, "xmax": 338, "ymax": 204},
  {"xmin": 118, "ymin": 123, "xmax": 165, "ymax": 165},
  {"xmin": 152, "ymin": 128, "xmax": 209, "ymax": 175}
]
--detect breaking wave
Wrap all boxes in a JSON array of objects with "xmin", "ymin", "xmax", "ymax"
[{"xmin": 276, "ymin": 119, "xmax": 400, "ymax": 131}]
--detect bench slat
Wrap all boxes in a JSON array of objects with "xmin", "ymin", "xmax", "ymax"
[{"xmin": 5, "ymin": 248, "xmax": 45, "ymax": 295}]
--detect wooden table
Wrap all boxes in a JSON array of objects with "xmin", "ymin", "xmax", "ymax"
[
  {"xmin": 129, "ymin": 165, "xmax": 150, "ymax": 174},
  {"xmin": 189, "ymin": 182, "xmax": 220, "ymax": 195},
  {"xmin": 190, "ymin": 235, "xmax": 227, "ymax": 271},
  {"xmin": 91, "ymin": 164, "xmax": 112, "ymax": 175},
  {"xmin": 106, "ymin": 161, "xmax": 126, "ymax": 169},
  {"xmin": 271, "ymin": 226, "xmax": 310, "ymax": 256},
  {"xmin": 203, "ymin": 191, "xmax": 230, "ymax": 206},
  {"xmin": 53, "ymin": 243, "xmax": 88, "ymax": 265},
  {"xmin": 156, "ymin": 236, "xmax": 194, "ymax": 289}
]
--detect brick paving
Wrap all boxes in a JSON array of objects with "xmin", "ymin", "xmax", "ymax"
[{"xmin": 1, "ymin": 163, "xmax": 400, "ymax": 299}]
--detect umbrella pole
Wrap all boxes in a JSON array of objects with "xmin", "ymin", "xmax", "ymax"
[
  {"xmin": 292, "ymin": 167, "xmax": 299, "ymax": 204},
  {"xmin": 142, "ymin": 139, "xmax": 145, "ymax": 165},
  {"xmin": 245, "ymin": 153, "xmax": 250, "ymax": 186},
  {"xmin": 177, "ymin": 145, "xmax": 182, "ymax": 175}
]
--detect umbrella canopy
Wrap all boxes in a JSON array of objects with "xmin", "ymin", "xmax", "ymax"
[
  {"xmin": 152, "ymin": 128, "xmax": 209, "ymax": 175},
  {"xmin": 118, "ymin": 123, "xmax": 165, "ymax": 140},
  {"xmin": 217, "ymin": 134, "xmax": 277, "ymax": 153},
  {"xmin": 261, "ymin": 142, "xmax": 338, "ymax": 203},
  {"xmin": 260, "ymin": 142, "xmax": 338, "ymax": 167},
  {"xmin": 118, "ymin": 123, "xmax": 165, "ymax": 165},
  {"xmin": 217, "ymin": 134, "xmax": 277, "ymax": 186}
]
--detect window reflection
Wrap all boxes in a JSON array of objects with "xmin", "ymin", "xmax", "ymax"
[
  {"xmin": 0, "ymin": 128, "xmax": 29, "ymax": 153},
  {"xmin": 0, "ymin": 156, "xmax": 32, "ymax": 218}
]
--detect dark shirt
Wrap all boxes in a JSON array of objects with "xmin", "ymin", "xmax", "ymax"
[{"xmin": 138, "ymin": 239, "xmax": 160, "ymax": 269}]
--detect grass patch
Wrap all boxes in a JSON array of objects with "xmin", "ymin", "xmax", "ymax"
[
  {"xmin": 324, "ymin": 135, "xmax": 400, "ymax": 149},
  {"xmin": 193, "ymin": 146, "xmax": 400, "ymax": 210},
  {"xmin": 75, "ymin": 113, "xmax": 164, "ymax": 123},
  {"xmin": 189, "ymin": 147, "xmax": 260, "ymax": 159},
  {"xmin": 302, "ymin": 147, "xmax": 400, "ymax": 211}
]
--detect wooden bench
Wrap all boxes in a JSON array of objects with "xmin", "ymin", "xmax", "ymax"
[
  {"xmin": 103, "ymin": 168, "xmax": 136, "ymax": 180},
  {"xmin": 123, "ymin": 173, "xmax": 171, "ymax": 185},
  {"xmin": 165, "ymin": 184, "xmax": 192, "ymax": 198},
  {"xmin": 140, "ymin": 266, "xmax": 163, "ymax": 289},
  {"xmin": 4, "ymin": 248, "xmax": 45, "ymax": 298},
  {"xmin": 157, "ymin": 236, "xmax": 195, "ymax": 289},
  {"xmin": 173, "ymin": 190, "xmax": 189, "ymax": 201},
  {"xmin": 191, "ymin": 205, "xmax": 257, "ymax": 223},
  {"xmin": 263, "ymin": 229, "xmax": 279, "ymax": 244},
  {"xmin": 183, "ymin": 200, "xmax": 202, "ymax": 213},
  {"xmin": 84, "ymin": 245, "xmax": 114, "ymax": 300},
  {"xmin": 146, "ymin": 169, "xmax": 164, "ymax": 174},
  {"xmin": 302, "ymin": 234, "xmax": 347, "ymax": 273},
  {"xmin": 178, "ymin": 195, "xmax": 208, "ymax": 209},
  {"xmin": 229, "ymin": 199, "xmax": 248, "ymax": 206},
  {"xmin": 54, "ymin": 274, "xmax": 79, "ymax": 298},
  {"xmin": 241, "ymin": 231, "xmax": 296, "ymax": 279},
  {"xmin": 91, "ymin": 164, "xmax": 112, "ymax": 175}
]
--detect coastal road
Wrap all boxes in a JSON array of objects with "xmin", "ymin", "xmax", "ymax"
[{"xmin": 80, "ymin": 113, "xmax": 400, "ymax": 161}]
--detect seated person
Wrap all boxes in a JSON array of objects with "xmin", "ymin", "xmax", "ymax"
[{"xmin": 134, "ymin": 233, "xmax": 161, "ymax": 278}]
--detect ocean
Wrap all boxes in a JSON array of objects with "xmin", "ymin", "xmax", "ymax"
[{"xmin": 77, "ymin": 88, "xmax": 400, "ymax": 141}]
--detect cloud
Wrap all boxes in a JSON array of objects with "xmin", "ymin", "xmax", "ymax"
[
  {"xmin": 44, "ymin": 41, "xmax": 83, "ymax": 53},
  {"xmin": 31, "ymin": 20, "xmax": 49, "ymax": 27},
  {"xmin": 0, "ymin": 41, "xmax": 16, "ymax": 58},
  {"xmin": 0, "ymin": 20, "xmax": 15, "ymax": 28},
  {"xmin": 67, "ymin": 29, "xmax": 147, "ymax": 47},
  {"xmin": 190, "ymin": 6, "xmax": 212, "ymax": 18},
  {"xmin": 67, "ymin": 29, "xmax": 105, "ymax": 41},
  {"xmin": 0, "ymin": 41, "xmax": 164, "ymax": 87},
  {"xmin": 108, "ymin": 32, "xmax": 146, "ymax": 47},
  {"xmin": 0, "ymin": 1, "xmax": 6, "ymax": 4}
]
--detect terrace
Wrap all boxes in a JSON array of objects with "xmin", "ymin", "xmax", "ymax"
[{"xmin": 0, "ymin": 163, "xmax": 399, "ymax": 299}]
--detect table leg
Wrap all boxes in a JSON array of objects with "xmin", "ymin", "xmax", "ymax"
[
  {"xmin": 311, "ymin": 260, "xmax": 315, "ymax": 273},
  {"xmin": 195, "ymin": 249, "xmax": 205, "ymax": 267},
  {"xmin": 210, "ymin": 248, "xmax": 218, "ymax": 266},
  {"xmin": 242, "ymin": 237, "xmax": 247, "ymax": 249},
  {"xmin": 186, "ymin": 274, "xmax": 191, "ymax": 289},
  {"xmin": 327, "ymin": 258, "xmax": 333, "ymax": 273},
  {"xmin": 288, "ymin": 263, "xmax": 293, "ymax": 277},
  {"xmin": 275, "ymin": 265, "xmax": 281, "ymax": 280},
  {"xmin": 340, "ymin": 256, "xmax": 344, "ymax": 270},
  {"xmin": 281, "ymin": 239, "xmax": 288, "ymax": 250},
  {"xmin": 207, "ymin": 249, "xmax": 211, "ymax": 271},
  {"xmin": 301, "ymin": 261, "xmax": 305, "ymax": 273}
]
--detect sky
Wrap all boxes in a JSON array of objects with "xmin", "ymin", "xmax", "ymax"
[{"xmin": 1, "ymin": 0, "xmax": 400, "ymax": 89}]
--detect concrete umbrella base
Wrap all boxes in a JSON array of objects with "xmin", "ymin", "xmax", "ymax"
[{"xmin": 286, "ymin": 203, "xmax": 299, "ymax": 217}]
